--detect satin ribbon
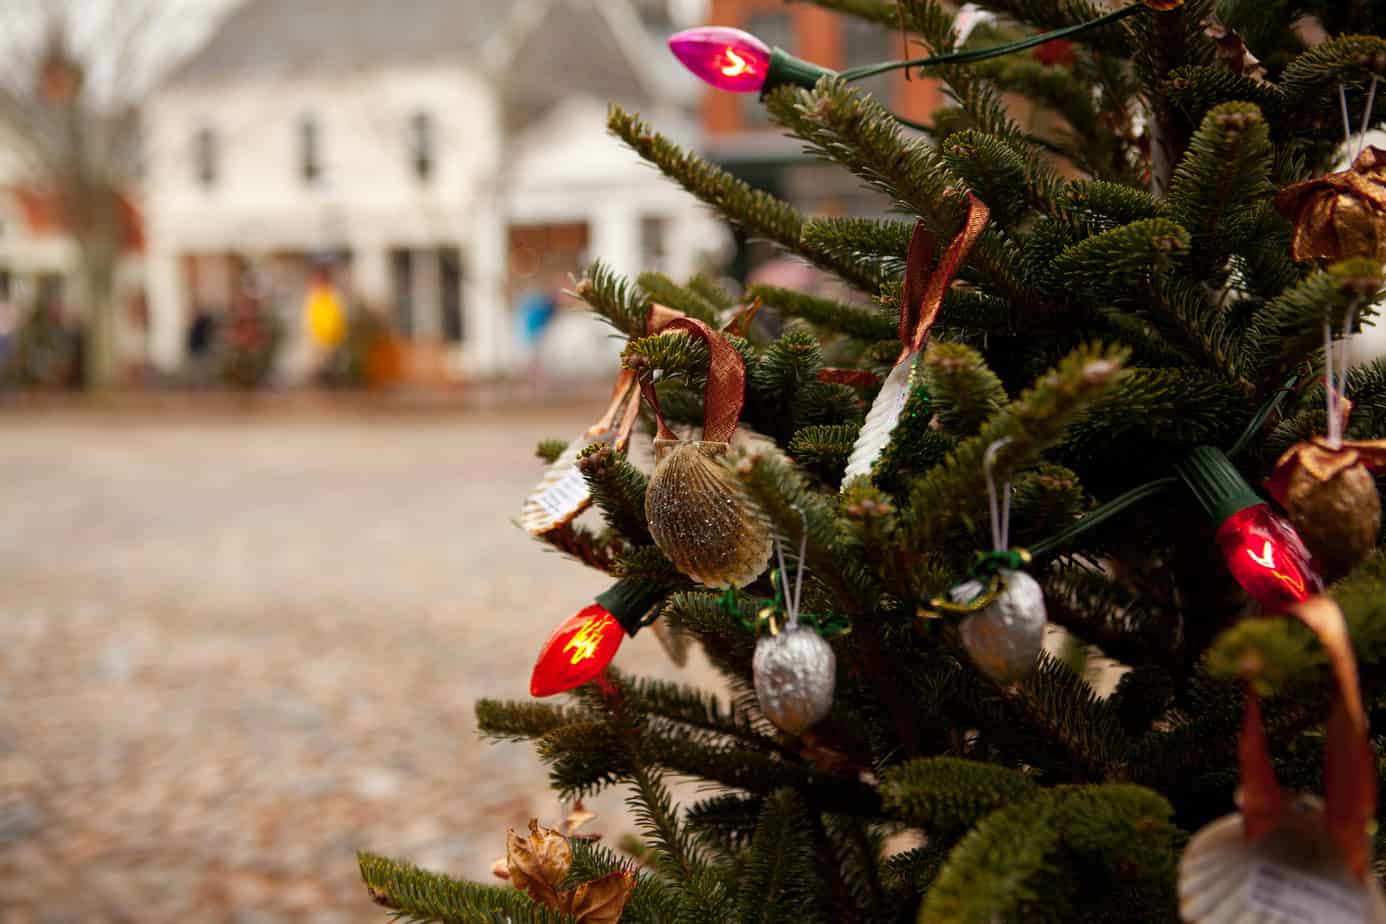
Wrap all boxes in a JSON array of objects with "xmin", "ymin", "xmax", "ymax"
[
  {"xmin": 636, "ymin": 317, "xmax": 747, "ymax": 444},
  {"xmin": 894, "ymin": 194, "xmax": 990, "ymax": 366},
  {"xmin": 1237, "ymin": 595, "xmax": 1376, "ymax": 881}
]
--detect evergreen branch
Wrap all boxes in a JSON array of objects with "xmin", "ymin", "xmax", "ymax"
[
  {"xmin": 576, "ymin": 260, "xmax": 650, "ymax": 337},
  {"xmin": 918, "ymin": 793, "xmax": 1065, "ymax": 923},
  {"xmin": 1239, "ymin": 258, "xmax": 1385, "ymax": 386},
  {"xmin": 905, "ymin": 343, "xmax": 1127, "ymax": 554},
  {"xmin": 1163, "ymin": 65, "xmax": 1284, "ymax": 126},
  {"xmin": 764, "ymin": 79, "xmax": 962, "ymax": 235},
  {"xmin": 1164, "ymin": 102, "xmax": 1273, "ymax": 265},
  {"xmin": 788, "ymin": 423, "xmax": 857, "ymax": 483},
  {"xmin": 607, "ymin": 106, "xmax": 878, "ymax": 291},
  {"xmin": 735, "ymin": 789, "xmax": 828, "ymax": 924},
  {"xmin": 535, "ymin": 438, "xmax": 567, "ymax": 464},
  {"xmin": 880, "ymin": 757, "xmax": 1038, "ymax": 840},
  {"xmin": 685, "ymin": 792, "xmax": 765, "ymax": 852},
  {"xmin": 749, "ymin": 329, "xmax": 827, "ymax": 441},
  {"xmin": 686, "ymin": 274, "xmax": 738, "ymax": 313},
  {"xmin": 566, "ymin": 841, "xmax": 684, "ymax": 924},
  {"xmin": 536, "ymin": 521, "xmax": 621, "ymax": 573},
  {"xmin": 475, "ymin": 699, "xmax": 584, "ymax": 742},
  {"xmin": 940, "ymin": 129, "xmax": 1064, "ymax": 227},
  {"xmin": 1045, "ymin": 218, "xmax": 1190, "ymax": 302},
  {"xmin": 1062, "ymin": 180, "xmax": 1160, "ymax": 233},
  {"xmin": 751, "ymin": 284, "xmax": 898, "ymax": 343},
  {"xmin": 619, "ymin": 674, "xmax": 787, "ymax": 754},
  {"xmin": 923, "ymin": 342, "xmax": 1009, "ymax": 437},
  {"xmin": 795, "ymin": 218, "xmax": 897, "ymax": 293},
  {"xmin": 359, "ymin": 853, "xmax": 578, "ymax": 924},
  {"xmin": 1278, "ymin": 35, "xmax": 1386, "ymax": 119},
  {"xmin": 578, "ymin": 443, "xmax": 652, "ymax": 545},
  {"xmin": 637, "ymin": 271, "xmax": 722, "ymax": 325}
]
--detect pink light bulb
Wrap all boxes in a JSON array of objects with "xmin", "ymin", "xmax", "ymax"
[{"xmin": 668, "ymin": 27, "xmax": 771, "ymax": 93}]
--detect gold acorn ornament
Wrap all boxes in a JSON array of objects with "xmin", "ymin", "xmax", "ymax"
[
  {"xmin": 1179, "ymin": 597, "xmax": 1383, "ymax": 922},
  {"xmin": 1264, "ymin": 300, "xmax": 1386, "ymax": 580},
  {"xmin": 841, "ymin": 195, "xmax": 990, "ymax": 490},
  {"xmin": 639, "ymin": 317, "xmax": 773, "ymax": 589}
]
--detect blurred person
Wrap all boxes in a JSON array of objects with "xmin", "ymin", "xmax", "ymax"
[
  {"xmin": 303, "ymin": 264, "xmax": 346, "ymax": 382},
  {"xmin": 513, "ymin": 273, "xmax": 561, "ymax": 396}
]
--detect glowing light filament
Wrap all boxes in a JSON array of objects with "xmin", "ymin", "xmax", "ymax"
[
  {"xmin": 1217, "ymin": 504, "xmax": 1320, "ymax": 612},
  {"xmin": 563, "ymin": 616, "xmax": 613, "ymax": 665},
  {"xmin": 721, "ymin": 48, "xmax": 753, "ymax": 78}
]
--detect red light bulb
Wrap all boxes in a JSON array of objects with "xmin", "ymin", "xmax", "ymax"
[
  {"xmin": 1216, "ymin": 503, "xmax": 1322, "ymax": 612},
  {"xmin": 668, "ymin": 27, "xmax": 771, "ymax": 93},
  {"xmin": 530, "ymin": 603, "xmax": 624, "ymax": 697},
  {"xmin": 1178, "ymin": 446, "xmax": 1324, "ymax": 614}
]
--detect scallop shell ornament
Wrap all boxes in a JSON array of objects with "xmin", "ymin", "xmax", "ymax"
[
  {"xmin": 959, "ymin": 569, "xmax": 1046, "ymax": 684},
  {"xmin": 1179, "ymin": 797, "xmax": 1386, "ymax": 923},
  {"xmin": 753, "ymin": 623, "xmax": 836, "ymax": 735},
  {"xmin": 645, "ymin": 439, "xmax": 773, "ymax": 589}
]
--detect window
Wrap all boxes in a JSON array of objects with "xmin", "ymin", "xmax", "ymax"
[
  {"xmin": 299, "ymin": 114, "xmax": 322, "ymax": 184},
  {"xmin": 194, "ymin": 126, "xmax": 218, "ymax": 188},
  {"xmin": 640, "ymin": 215, "xmax": 669, "ymax": 272},
  {"xmin": 409, "ymin": 111, "xmax": 434, "ymax": 181},
  {"xmin": 739, "ymin": 12, "xmax": 793, "ymax": 128},
  {"xmin": 843, "ymin": 16, "xmax": 896, "ymax": 106}
]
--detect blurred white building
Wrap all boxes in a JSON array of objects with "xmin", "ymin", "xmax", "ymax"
[{"xmin": 144, "ymin": 0, "xmax": 725, "ymax": 380}]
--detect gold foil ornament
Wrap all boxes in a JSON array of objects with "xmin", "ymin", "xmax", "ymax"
[
  {"xmin": 647, "ymin": 439, "xmax": 772, "ymax": 589},
  {"xmin": 638, "ymin": 316, "xmax": 772, "ymax": 589},
  {"xmin": 842, "ymin": 195, "xmax": 989, "ymax": 490},
  {"xmin": 1274, "ymin": 146, "xmax": 1386, "ymax": 263}
]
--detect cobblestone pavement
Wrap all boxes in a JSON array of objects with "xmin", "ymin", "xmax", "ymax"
[{"xmin": 0, "ymin": 407, "xmax": 719, "ymax": 923}]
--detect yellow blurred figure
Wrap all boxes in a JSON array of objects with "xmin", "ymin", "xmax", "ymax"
[{"xmin": 305, "ymin": 280, "xmax": 346, "ymax": 349}]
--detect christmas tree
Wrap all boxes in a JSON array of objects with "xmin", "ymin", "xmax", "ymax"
[{"xmin": 360, "ymin": 2, "xmax": 1386, "ymax": 920}]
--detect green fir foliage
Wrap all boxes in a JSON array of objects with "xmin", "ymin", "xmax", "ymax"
[{"xmin": 366, "ymin": 4, "xmax": 1386, "ymax": 921}]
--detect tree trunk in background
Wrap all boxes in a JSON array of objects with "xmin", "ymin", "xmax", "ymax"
[{"xmin": 74, "ymin": 192, "xmax": 123, "ymax": 391}]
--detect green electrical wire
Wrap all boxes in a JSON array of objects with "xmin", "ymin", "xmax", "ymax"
[
  {"xmin": 838, "ymin": 2, "xmax": 1146, "ymax": 84},
  {"xmin": 1024, "ymin": 375, "xmax": 1298, "ymax": 560}
]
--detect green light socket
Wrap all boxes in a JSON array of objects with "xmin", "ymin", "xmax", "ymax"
[
  {"xmin": 595, "ymin": 579, "xmax": 667, "ymax": 636},
  {"xmin": 764, "ymin": 47, "xmax": 835, "ymax": 95},
  {"xmin": 1174, "ymin": 446, "xmax": 1263, "ymax": 525}
]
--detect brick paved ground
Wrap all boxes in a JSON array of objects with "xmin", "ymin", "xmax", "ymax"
[{"xmin": 0, "ymin": 408, "xmax": 718, "ymax": 923}]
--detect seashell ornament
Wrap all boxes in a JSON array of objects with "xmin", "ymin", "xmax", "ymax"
[
  {"xmin": 646, "ymin": 439, "xmax": 772, "ymax": 589},
  {"xmin": 959, "ymin": 568, "xmax": 1046, "ymax": 684},
  {"xmin": 637, "ymin": 316, "xmax": 772, "ymax": 589},
  {"xmin": 754, "ymin": 623, "xmax": 835, "ymax": 735},
  {"xmin": 1179, "ymin": 797, "xmax": 1386, "ymax": 923},
  {"xmin": 840, "ymin": 196, "xmax": 989, "ymax": 491}
]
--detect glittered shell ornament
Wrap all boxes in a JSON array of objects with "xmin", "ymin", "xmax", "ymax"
[
  {"xmin": 959, "ymin": 568, "xmax": 1046, "ymax": 684},
  {"xmin": 640, "ymin": 318, "xmax": 772, "ymax": 589},
  {"xmin": 754, "ymin": 622, "xmax": 835, "ymax": 735},
  {"xmin": 841, "ymin": 195, "xmax": 990, "ymax": 490}
]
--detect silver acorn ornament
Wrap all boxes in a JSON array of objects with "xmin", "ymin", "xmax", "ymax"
[
  {"xmin": 959, "ymin": 568, "xmax": 1046, "ymax": 684},
  {"xmin": 645, "ymin": 439, "xmax": 773, "ymax": 589},
  {"xmin": 754, "ymin": 621, "xmax": 836, "ymax": 736}
]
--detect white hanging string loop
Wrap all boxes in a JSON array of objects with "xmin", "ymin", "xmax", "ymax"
[
  {"xmin": 773, "ymin": 506, "xmax": 810, "ymax": 628},
  {"xmin": 984, "ymin": 437, "xmax": 1013, "ymax": 553},
  {"xmin": 1357, "ymin": 76, "xmax": 1379, "ymax": 159},
  {"xmin": 1340, "ymin": 83, "xmax": 1354, "ymax": 154}
]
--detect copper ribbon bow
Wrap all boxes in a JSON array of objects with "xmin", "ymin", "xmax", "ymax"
[
  {"xmin": 1238, "ymin": 595, "xmax": 1376, "ymax": 880},
  {"xmin": 895, "ymin": 194, "xmax": 991, "ymax": 366},
  {"xmin": 1274, "ymin": 146, "xmax": 1386, "ymax": 263},
  {"xmin": 637, "ymin": 316, "xmax": 747, "ymax": 443}
]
